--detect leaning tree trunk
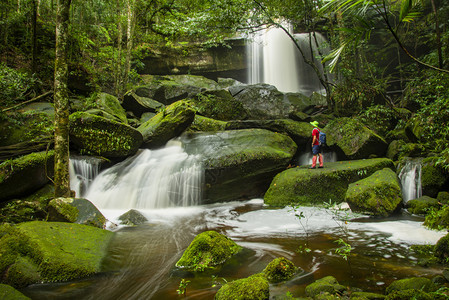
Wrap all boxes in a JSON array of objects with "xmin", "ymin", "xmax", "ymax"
[{"xmin": 53, "ymin": 0, "xmax": 72, "ymax": 197}]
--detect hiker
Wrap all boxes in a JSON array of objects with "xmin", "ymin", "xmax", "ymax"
[{"xmin": 309, "ymin": 121, "xmax": 324, "ymax": 169}]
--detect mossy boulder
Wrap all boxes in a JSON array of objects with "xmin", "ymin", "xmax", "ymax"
[
  {"xmin": 226, "ymin": 119, "xmax": 312, "ymax": 147},
  {"xmin": 175, "ymin": 231, "xmax": 241, "ymax": 272},
  {"xmin": 0, "ymin": 151, "xmax": 54, "ymax": 202},
  {"xmin": 191, "ymin": 89, "xmax": 247, "ymax": 121},
  {"xmin": 421, "ymin": 158, "xmax": 448, "ymax": 197},
  {"xmin": 434, "ymin": 232, "xmax": 449, "ymax": 262},
  {"xmin": 437, "ymin": 192, "xmax": 449, "ymax": 205},
  {"xmin": 189, "ymin": 115, "xmax": 228, "ymax": 132},
  {"xmin": 181, "ymin": 129, "xmax": 297, "ymax": 203},
  {"xmin": 122, "ymin": 91, "xmax": 165, "ymax": 118},
  {"xmin": 404, "ymin": 117, "xmax": 425, "ymax": 143},
  {"xmin": 385, "ymin": 277, "xmax": 437, "ymax": 294},
  {"xmin": 385, "ymin": 289, "xmax": 433, "ymax": 300},
  {"xmin": 0, "ymin": 284, "xmax": 31, "ymax": 299},
  {"xmin": 118, "ymin": 209, "xmax": 148, "ymax": 226},
  {"xmin": 95, "ymin": 92, "xmax": 128, "ymax": 124},
  {"xmin": 350, "ymin": 291, "xmax": 385, "ymax": 299},
  {"xmin": 345, "ymin": 168, "xmax": 403, "ymax": 217},
  {"xmin": 263, "ymin": 257, "xmax": 297, "ymax": 283},
  {"xmin": 47, "ymin": 198, "xmax": 106, "ymax": 228},
  {"xmin": 423, "ymin": 205, "xmax": 449, "ymax": 230},
  {"xmin": 264, "ymin": 158, "xmax": 395, "ymax": 206},
  {"xmin": 305, "ymin": 276, "xmax": 346, "ymax": 298},
  {"xmin": 406, "ymin": 196, "xmax": 439, "ymax": 215},
  {"xmin": 386, "ymin": 140, "xmax": 406, "ymax": 161},
  {"xmin": 0, "ymin": 221, "xmax": 114, "ymax": 287},
  {"xmin": 137, "ymin": 100, "xmax": 195, "ymax": 148},
  {"xmin": 69, "ymin": 111, "xmax": 143, "ymax": 158},
  {"xmin": 215, "ymin": 273, "xmax": 269, "ymax": 300},
  {"xmin": 324, "ymin": 118, "xmax": 388, "ymax": 159}
]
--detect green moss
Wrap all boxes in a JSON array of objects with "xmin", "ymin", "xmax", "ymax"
[
  {"xmin": 385, "ymin": 289, "xmax": 433, "ymax": 300},
  {"xmin": 191, "ymin": 90, "xmax": 247, "ymax": 121},
  {"xmin": 264, "ymin": 158, "xmax": 395, "ymax": 206},
  {"xmin": 0, "ymin": 284, "xmax": 31, "ymax": 299},
  {"xmin": 189, "ymin": 115, "xmax": 227, "ymax": 132},
  {"xmin": 305, "ymin": 276, "xmax": 346, "ymax": 298},
  {"xmin": 215, "ymin": 273, "xmax": 269, "ymax": 300},
  {"xmin": 263, "ymin": 257, "xmax": 297, "ymax": 283},
  {"xmin": 350, "ymin": 291, "xmax": 385, "ymax": 299},
  {"xmin": 345, "ymin": 168, "xmax": 402, "ymax": 216},
  {"xmin": 176, "ymin": 231, "xmax": 241, "ymax": 272},
  {"xmin": 421, "ymin": 158, "xmax": 448, "ymax": 197},
  {"xmin": 95, "ymin": 92, "xmax": 128, "ymax": 124},
  {"xmin": 424, "ymin": 205, "xmax": 449, "ymax": 230},
  {"xmin": 437, "ymin": 192, "xmax": 449, "ymax": 205},
  {"xmin": 47, "ymin": 198, "xmax": 79, "ymax": 223},
  {"xmin": 434, "ymin": 233, "xmax": 449, "ymax": 262},
  {"xmin": 385, "ymin": 277, "xmax": 437, "ymax": 295},
  {"xmin": 406, "ymin": 196, "xmax": 439, "ymax": 215}
]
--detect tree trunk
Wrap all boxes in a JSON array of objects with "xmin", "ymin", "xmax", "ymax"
[
  {"xmin": 31, "ymin": 0, "xmax": 38, "ymax": 73},
  {"xmin": 53, "ymin": 0, "xmax": 72, "ymax": 198},
  {"xmin": 429, "ymin": 0, "xmax": 443, "ymax": 69},
  {"xmin": 115, "ymin": 0, "xmax": 124, "ymax": 98},
  {"xmin": 125, "ymin": 0, "xmax": 135, "ymax": 88}
]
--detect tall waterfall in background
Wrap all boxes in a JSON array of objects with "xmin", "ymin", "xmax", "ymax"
[
  {"xmin": 70, "ymin": 156, "xmax": 102, "ymax": 198},
  {"xmin": 81, "ymin": 144, "xmax": 203, "ymax": 210},
  {"xmin": 247, "ymin": 26, "xmax": 331, "ymax": 95},
  {"xmin": 398, "ymin": 159, "xmax": 422, "ymax": 202}
]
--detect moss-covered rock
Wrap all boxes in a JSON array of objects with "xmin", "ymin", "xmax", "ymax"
[
  {"xmin": 263, "ymin": 257, "xmax": 297, "ymax": 283},
  {"xmin": 215, "ymin": 273, "xmax": 269, "ymax": 300},
  {"xmin": 69, "ymin": 111, "xmax": 143, "ymax": 158},
  {"xmin": 47, "ymin": 198, "xmax": 106, "ymax": 228},
  {"xmin": 434, "ymin": 232, "xmax": 449, "ymax": 262},
  {"xmin": 122, "ymin": 91, "xmax": 165, "ymax": 118},
  {"xmin": 0, "ymin": 221, "xmax": 114, "ymax": 287},
  {"xmin": 137, "ymin": 100, "xmax": 195, "ymax": 148},
  {"xmin": 385, "ymin": 289, "xmax": 433, "ymax": 300},
  {"xmin": 421, "ymin": 158, "xmax": 448, "ymax": 198},
  {"xmin": 264, "ymin": 158, "xmax": 395, "ymax": 206},
  {"xmin": 305, "ymin": 276, "xmax": 346, "ymax": 298},
  {"xmin": 385, "ymin": 277, "xmax": 437, "ymax": 294},
  {"xmin": 324, "ymin": 118, "xmax": 388, "ymax": 159},
  {"xmin": 350, "ymin": 291, "xmax": 385, "ymax": 299},
  {"xmin": 191, "ymin": 90, "xmax": 247, "ymax": 121},
  {"xmin": 0, "ymin": 284, "xmax": 31, "ymax": 299},
  {"xmin": 397, "ymin": 143, "xmax": 427, "ymax": 159},
  {"xmin": 189, "ymin": 115, "xmax": 228, "ymax": 132},
  {"xmin": 95, "ymin": 92, "xmax": 128, "ymax": 124},
  {"xmin": 226, "ymin": 119, "xmax": 312, "ymax": 147},
  {"xmin": 404, "ymin": 117, "xmax": 425, "ymax": 143},
  {"xmin": 386, "ymin": 140, "xmax": 406, "ymax": 161},
  {"xmin": 181, "ymin": 129, "xmax": 297, "ymax": 203},
  {"xmin": 345, "ymin": 168, "xmax": 403, "ymax": 217},
  {"xmin": 406, "ymin": 196, "xmax": 439, "ymax": 215},
  {"xmin": 176, "ymin": 231, "xmax": 241, "ymax": 272},
  {"xmin": 118, "ymin": 209, "xmax": 148, "ymax": 226},
  {"xmin": 0, "ymin": 151, "xmax": 54, "ymax": 202},
  {"xmin": 437, "ymin": 192, "xmax": 449, "ymax": 205}
]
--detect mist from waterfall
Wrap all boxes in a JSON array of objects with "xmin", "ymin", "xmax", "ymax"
[
  {"xmin": 398, "ymin": 159, "xmax": 422, "ymax": 202},
  {"xmin": 247, "ymin": 26, "xmax": 331, "ymax": 95}
]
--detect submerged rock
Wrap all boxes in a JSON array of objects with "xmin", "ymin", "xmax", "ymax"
[
  {"xmin": 47, "ymin": 198, "xmax": 106, "ymax": 228},
  {"xmin": 0, "ymin": 221, "xmax": 113, "ymax": 288},
  {"xmin": 137, "ymin": 100, "xmax": 195, "ymax": 148},
  {"xmin": 69, "ymin": 111, "xmax": 143, "ymax": 158},
  {"xmin": 345, "ymin": 168, "xmax": 403, "ymax": 217},
  {"xmin": 214, "ymin": 273, "xmax": 269, "ymax": 300},
  {"xmin": 264, "ymin": 158, "xmax": 395, "ymax": 206},
  {"xmin": 263, "ymin": 257, "xmax": 297, "ymax": 283},
  {"xmin": 180, "ymin": 129, "xmax": 297, "ymax": 203},
  {"xmin": 118, "ymin": 209, "xmax": 148, "ymax": 226},
  {"xmin": 175, "ymin": 230, "xmax": 241, "ymax": 272},
  {"xmin": 0, "ymin": 151, "xmax": 54, "ymax": 202}
]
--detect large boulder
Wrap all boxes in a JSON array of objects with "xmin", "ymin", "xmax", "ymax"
[
  {"xmin": 180, "ymin": 129, "xmax": 297, "ymax": 203},
  {"xmin": 345, "ymin": 168, "xmax": 403, "ymax": 217},
  {"xmin": 137, "ymin": 100, "xmax": 195, "ymax": 148},
  {"xmin": 214, "ymin": 273, "xmax": 269, "ymax": 300},
  {"xmin": 0, "ymin": 151, "xmax": 54, "ymax": 202},
  {"xmin": 69, "ymin": 112, "xmax": 143, "ymax": 158},
  {"xmin": 0, "ymin": 221, "xmax": 114, "ymax": 288},
  {"xmin": 421, "ymin": 157, "xmax": 448, "ymax": 198},
  {"xmin": 175, "ymin": 231, "xmax": 241, "ymax": 272},
  {"xmin": 47, "ymin": 197, "xmax": 106, "ymax": 228},
  {"xmin": 122, "ymin": 91, "xmax": 165, "ymax": 118},
  {"xmin": 264, "ymin": 158, "xmax": 395, "ymax": 206},
  {"xmin": 386, "ymin": 277, "xmax": 437, "ymax": 295},
  {"xmin": 406, "ymin": 196, "xmax": 440, "ymax": 215},
  {"xmin": 95, "ymin": 92, "xmax": 128, "ymax": 124},
  {"xmin": 190, "ymin": 89, "xmax": 247, "ymax": 121},
  {"xmin": 324, "ymin": 117, "xmax": 388, "ymax": 159}
]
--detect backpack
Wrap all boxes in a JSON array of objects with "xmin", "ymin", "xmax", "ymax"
[{"xmin": 319, "ymin": 131, "xmax": 326, "ymax": 145}]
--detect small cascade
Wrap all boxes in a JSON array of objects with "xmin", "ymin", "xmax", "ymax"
[
  {"xmin": 398, "ymin": 159, "xmax": 423, "ymax": 202},
  {"xmin": 69, "ymin": 156, "xmax": 102, "ymax": 198},
  {"xmin": 247, "ymin": 26, "xmax": 331, "ymax": 95},
  {"xmin": 84, "ymin": 145, "xmax": 203, "ymax": 210}
]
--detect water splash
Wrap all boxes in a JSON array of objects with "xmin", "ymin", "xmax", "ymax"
[
  {"xmin": 69, "ymin": 156, "xmax": 102, "ymax": 198},
  {"xmin": 398, "ymin": 159, "xmax": 423, "ymax": 202},
  {"xmin": 84, "ymin": 145, "xmax": 204, "ymax": 210}
]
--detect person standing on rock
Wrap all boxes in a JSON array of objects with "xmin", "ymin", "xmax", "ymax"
[{"xmin": 309, "ymin": 121, "xmax": 324, "ymax": 169}]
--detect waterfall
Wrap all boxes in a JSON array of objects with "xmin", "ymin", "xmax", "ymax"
[
  {"xmin": 247, "ymin": 26, "xmax": 331, "ymax": 95},
  {"xmin": 83, "ymin": 145, "xmax": 203, "ymax": 210},
  {"xmin": 398, "ymin": 159, "xmax": 422, "ymax": 202},
  {"xmin": 69, "ymin": 156, "xmax": 102, "ymax": 198}
]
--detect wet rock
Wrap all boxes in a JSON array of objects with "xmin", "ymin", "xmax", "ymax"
[
  {"xmin": 175, "ymin": 230, "xmax": 241, "ymax": 272},
  {"xmin": 118, "ymin": 209, "xmax": 148, "ymax": 226},
  {"xmin": 263, "ymin": 257, "xmax": 297, "ymax": 283},
  {"xmin": 0, "ymin": 151, "xmax": 54, "ymax": 202},
  {"xmin": 345, "ymin": 168, "xmax": 403, "ymax": 217},
  {"xmin": 122, "ymin": 91, "xmax": 164, "ymax": 118},
  {"xmin": 137, "ymin": 100, "xmax": 195, "ymax": 148},
  {"xmin": 69, "ymin": 111, "xmax": 143, "ymax": 158},
  {"xmin": 264, "ymin": 158, "xmax": 394, "ymax": 206},
  {"xmin": 215, "ymin": 273, "xmax": 269, "ymax": 300},
  {"xmin": 189, "ymin": 115, "xmax": 227, "ymax": 132},
  {"xmin": 47, "ymin": 197, "xmax": 106, "ymax": 228}
]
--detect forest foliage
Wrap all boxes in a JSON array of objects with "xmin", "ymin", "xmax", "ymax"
[{"xmin": 0, "ymin": 0, "xmax": 448, "ymax": 167}]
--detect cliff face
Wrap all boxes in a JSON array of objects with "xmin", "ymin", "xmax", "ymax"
[{"xmin": 139, "ymin": 38, "xmax": 247, "ymax": 82}]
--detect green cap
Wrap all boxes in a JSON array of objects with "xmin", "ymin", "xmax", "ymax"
[{"xmin": 310, "ymin": 121, "xmax": 319, "ymax": 127}]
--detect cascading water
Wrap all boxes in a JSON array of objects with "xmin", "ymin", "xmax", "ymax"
[
  {"xmin": 83, "ymin": 144, "xmax": 203, "ymax": 210},
  {"xmin": 247, "ymin": 25, "xmax": 331, "ymax": 95},
  {"xmin": 398, "ymin": 159, "xmax": 423, "ymax": 202},
  {"xmin": 69, "ymin": 156, "xmax": 103, "ymax": 198}
]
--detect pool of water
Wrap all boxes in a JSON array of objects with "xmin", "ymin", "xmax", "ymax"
[{"xmin": 22, "ymin": 199, "xmax": 446, "ymax": 299}]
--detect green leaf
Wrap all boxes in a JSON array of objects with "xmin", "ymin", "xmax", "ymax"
[
  {"xmin": 322, "ymin": 44, "xmax": 346, "ymax": 73},
  {"xmin": 399, "ymin": 0, "xmax": 412, "ymax": 22}
]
